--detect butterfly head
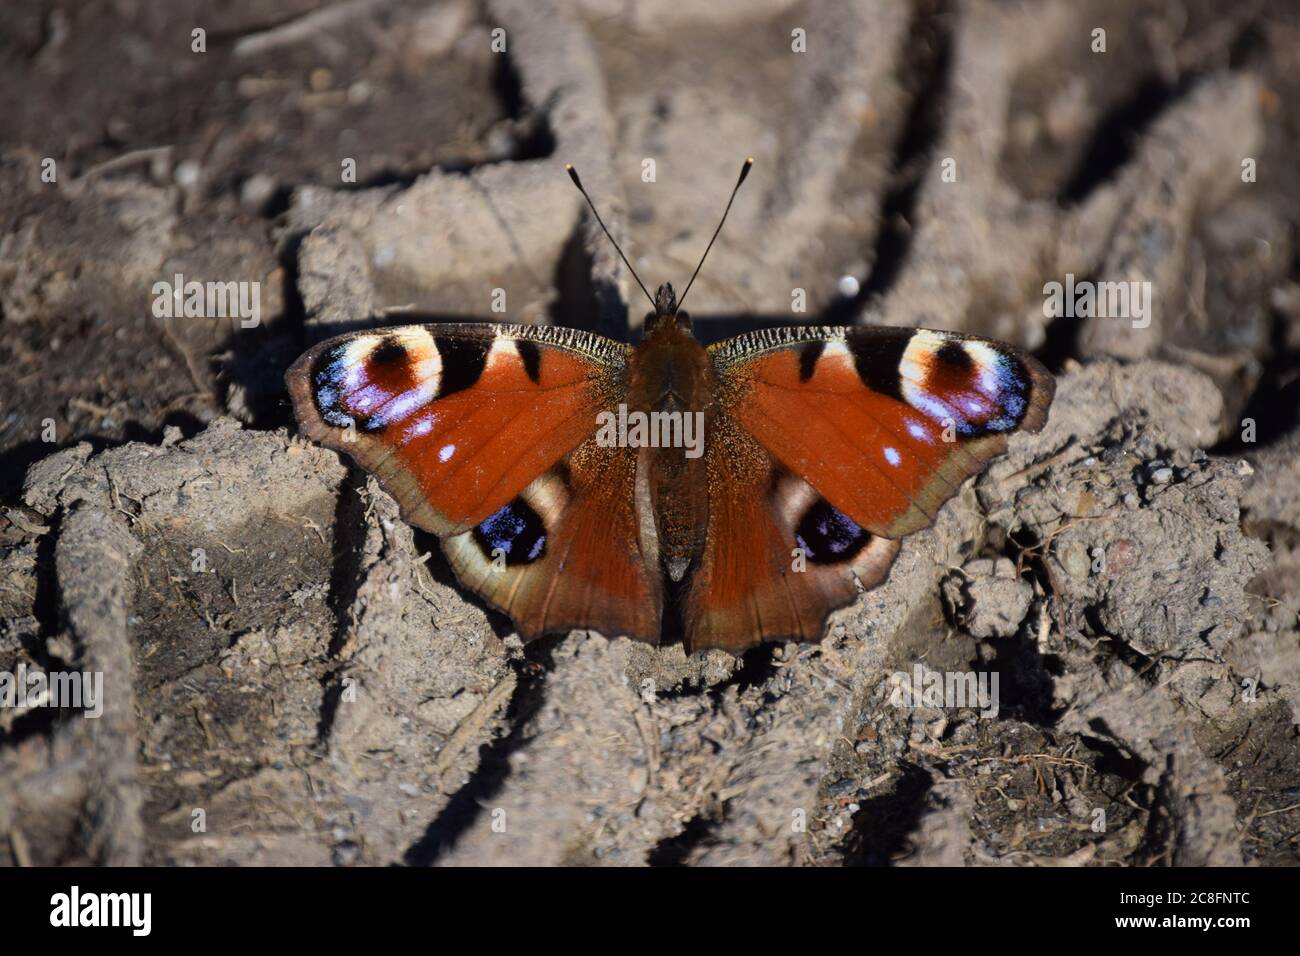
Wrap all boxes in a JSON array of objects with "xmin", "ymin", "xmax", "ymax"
[
  {"xmin": 654, "ymin": 282, "xmax": 677, "ymax": 316},
  {"xmin": 644, "ymin": 281, "xmax": 693, "ymax": 335},
  {"xmin": 650, "ymin": 281, "xmax": 692, "ymax": 333}
]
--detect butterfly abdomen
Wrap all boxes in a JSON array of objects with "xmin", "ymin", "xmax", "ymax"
[{"xmin": 626, "ymin": 320, "xmax": 714, "ymax": 584}]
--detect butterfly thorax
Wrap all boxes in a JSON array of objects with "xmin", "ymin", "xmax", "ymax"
[{"xmin": 628, "ymin": 292, "xmax": 713, "ymax": 584}]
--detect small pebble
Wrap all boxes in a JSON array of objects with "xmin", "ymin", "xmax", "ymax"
[
  {"xmin": 1060, "ymin": 542, "xmax": 1091, "ymax": 578},
  {"xmin": 240, "ymin": 173, "xmax": 277, "ymax": 212},
  {"xmin": 174, "ymin": 159, "xmax": 202, "ymax": 190},
  {"xmin": 347, "ymin": 80, "xmax": 372, "ymax": 105}
]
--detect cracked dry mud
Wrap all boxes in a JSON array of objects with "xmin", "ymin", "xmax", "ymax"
[{"xmin": 2, "ymin": 0, "xmax": 1299, "ymax": 866}]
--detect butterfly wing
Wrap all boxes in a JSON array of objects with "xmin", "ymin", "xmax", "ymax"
[
  {"xmin": 684, "ymin": 326, "xmax": 1055, "ymax": 651},
  {"xmin": 686, "ymin": 412, "xmax": 901, "ymax": 651},
  {"xmin": 286, "ymin": 324, "xmax": 660, "ymax": 642}
]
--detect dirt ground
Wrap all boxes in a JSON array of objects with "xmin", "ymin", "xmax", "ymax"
[{"xmin": 1, "ymin": 0, "xmax": 1298, "ymax": 866}]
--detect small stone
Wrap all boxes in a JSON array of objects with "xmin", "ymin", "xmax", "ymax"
[
  {"xmin": 409, "ymin": 0, "xmax": 471, "ymax": 59},
  {"xmin": 1106, "ymin": 538, "xmax": 1139, "ymax": 578},
  {"xmin": 484, "ymin": 124, "xmax": 517, "ymax": 160},
  {"xmin": 1059, "ymin": 542, "xmax": 1091, "ymax": 580},
  {"xmin": 240, "ymin": 173, "xmax": 277, "ymax": 212},
  {"xmin": 347, "ymin": 80, "xmax": 373, "ymax": 105},
  {"xmin": 628, "ymin": 767, "xmax": 649, "ymax": 794},
  {"xmin": 826, "ymin": 778, "xmax": 858, "ymax": 798},
  {"xmin": 174, "ymin": 159, "xmax": 202, "ymax": 190},
  {"xmin": 45, "ymin": 634, "xmax": 75, "ymax": 665}
]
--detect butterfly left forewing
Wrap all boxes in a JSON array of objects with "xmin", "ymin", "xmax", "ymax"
[
  {"xmin": 683, "ymin": 325, "xmax": 1055, "ymax": 651},
  {"xmin": 287, "ymin": 323, "xmax": 627, "ymax": 535},
  {"xmin": 709, "ymin": 325, "xmax": 1055, "ymax": 538}
]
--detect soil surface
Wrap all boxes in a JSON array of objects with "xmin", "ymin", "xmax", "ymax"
[{"xmin": 1, "ymin": 0, "xmax": 1298, "ymax": 866}]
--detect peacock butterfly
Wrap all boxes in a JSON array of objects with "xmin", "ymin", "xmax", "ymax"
[{"xmin": 286, "ymin": 160, "xmax": 1055, "ymax": 653}]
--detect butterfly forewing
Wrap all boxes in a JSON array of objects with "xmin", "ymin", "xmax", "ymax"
[
  {"xmin": 710, "ymin": 326, "xmax": 1055, "ymax": 538},
  {"xmin": 287, "ymin": 323, "xmax": 627, "ymax": 533}
]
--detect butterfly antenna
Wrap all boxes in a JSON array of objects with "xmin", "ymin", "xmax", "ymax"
[
  {"xmin": 565, "ymin": 164, "xmax": 656, "ymax": 311},
  {"xmin": 676, "ymin": 157, "xmax": 753, "ymax": 312}
]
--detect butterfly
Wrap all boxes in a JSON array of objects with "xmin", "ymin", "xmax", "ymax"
[{"xmin": 286, "ymin": 160, "xmax": 1055, "ymax": 653}]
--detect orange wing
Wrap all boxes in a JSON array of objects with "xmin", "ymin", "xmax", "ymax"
[
  {"xmin": 685, "ymin": 411, "xmax": 899, "ymax": 651},
  {"xmin": 286, "ymin": 324, "xmax": 659, "ymax": 642},
  {"xmin": 710, "ymin": 326, "xmax": 1055, "ymax": 537},
  {"xmin": 682, "ymin": 325, "xmax": 1055, "ymax": 651}
]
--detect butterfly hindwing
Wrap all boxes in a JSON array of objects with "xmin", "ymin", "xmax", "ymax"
[
  {"xmin": 286, "ymin": 323, "xmax": 660, "ymax": 641},
  {"xmin": 685, "ymin": 410, "xmax": 900, "ymax": 651},
  {"xmin": 441, "ymin": 439, "xmax": 661, "ymax": 642}
]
